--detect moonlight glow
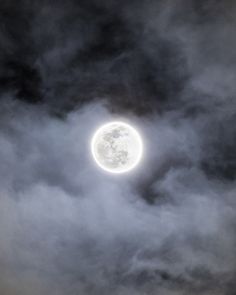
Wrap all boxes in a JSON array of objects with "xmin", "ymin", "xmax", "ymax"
[{"xmin": 91, "ymin": 121, "xmax": 143, "ymax": 174}]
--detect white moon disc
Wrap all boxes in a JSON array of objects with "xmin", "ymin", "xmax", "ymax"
[{"xmin": 91, "ymin": 121, "xmax": 143, "ymax": 174}]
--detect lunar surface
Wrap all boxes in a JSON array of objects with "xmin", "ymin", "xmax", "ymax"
[{"xmin": 91, "ymin": 121, "xmax": 143, "ymax": 173}]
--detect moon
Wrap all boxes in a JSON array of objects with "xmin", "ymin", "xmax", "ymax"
[{"xmin": 91, "ymin": 121, "xmax": 143, "ymax": 174}]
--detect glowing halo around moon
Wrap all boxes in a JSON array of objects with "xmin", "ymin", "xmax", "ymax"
[{"xmin": 91, "ymin": 121, "xmax": 143, "ymax": 174}]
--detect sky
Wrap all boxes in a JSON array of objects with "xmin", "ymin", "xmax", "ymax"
[{"xmin": 0, "ymin": 0, "xmax": 236, "ymax": 294}]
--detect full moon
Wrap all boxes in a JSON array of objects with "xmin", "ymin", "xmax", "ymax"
[{"xmin": 91, "ymin": 121, "xmax": 143, "ymax": 174}]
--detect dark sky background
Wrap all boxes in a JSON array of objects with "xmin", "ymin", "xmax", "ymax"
[{"xmin": 0, "ymin": 0, "xmax": 236, "ymax": 294}]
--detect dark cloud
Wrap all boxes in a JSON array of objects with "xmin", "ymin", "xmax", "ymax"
[{"xmin": 0, "ymin": 0, "xmax": 235, "ymax": 294}]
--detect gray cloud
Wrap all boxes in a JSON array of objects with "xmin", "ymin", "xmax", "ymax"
[
  {"xmin": 0, "ymin": 0, "xmax": 235, "ymax": 294},
  {"xmin": 0, "ymin": 99, "xmax": 234, "ymax": 295}
]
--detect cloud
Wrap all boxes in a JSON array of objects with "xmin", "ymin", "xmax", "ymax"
[
  {"xmin": 0, "ymin": 1, "xmax": 235, "ymax": 294},
  {"xmin": 0, "ymin": 99, "xmax": 234, "ymax": 295}
]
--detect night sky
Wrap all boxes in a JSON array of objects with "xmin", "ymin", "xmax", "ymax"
[{"xmin": 0, "ymin": 0, "xmax": 236, "ymax": 294}]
